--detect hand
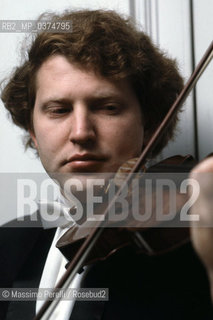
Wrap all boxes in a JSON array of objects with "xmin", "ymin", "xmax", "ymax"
[{"xmin": 190, "ymin": 157, "xmax": 213, "ymax": 301}]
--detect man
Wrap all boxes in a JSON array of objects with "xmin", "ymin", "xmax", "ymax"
[{"xmin": 1, "ymin": 9, "xmax": 213, "ymax": 319}]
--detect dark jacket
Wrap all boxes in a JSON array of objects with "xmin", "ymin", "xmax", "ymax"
[{"xmin": 1, "ymin": 219, "xmax": 213, "ymax": 320}]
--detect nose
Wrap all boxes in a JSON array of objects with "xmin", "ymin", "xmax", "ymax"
[{"xmin": 69, "ymin": 105, "xmax": 96, "ymax": 145}]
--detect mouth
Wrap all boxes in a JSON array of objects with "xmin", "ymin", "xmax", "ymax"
[{"xmin": 63, "ymin": 154, "xmax": 107, "ymax": 171}]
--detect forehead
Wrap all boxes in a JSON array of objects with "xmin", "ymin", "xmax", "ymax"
[{"xmin": 35, "ymin": 55, "xmax": 139, "ymax": 103}]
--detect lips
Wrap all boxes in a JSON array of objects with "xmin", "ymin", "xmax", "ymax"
[
  {"xmin": 63, "ymin": 154, "xmax": 106, "ymax": 171},
  {"xmin": 67, "ymin": 154, "xmax": 105, "ymax": 162}
]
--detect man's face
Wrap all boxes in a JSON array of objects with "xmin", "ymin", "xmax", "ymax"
[{"xmin": 31, "ymin": 55, "xmax": 144, "ymax": 182}]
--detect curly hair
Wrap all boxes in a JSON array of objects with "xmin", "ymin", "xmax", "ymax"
[{"xmin": 1, "ymin": 9, "xmax": 183, "ymax": 156}]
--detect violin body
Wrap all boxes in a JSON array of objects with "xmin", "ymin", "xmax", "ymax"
[{"xmin": 57, "ymin": 155, "xmax": 196, "ymax": 266}]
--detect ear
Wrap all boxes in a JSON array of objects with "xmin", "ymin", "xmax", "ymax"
[{"xmin": 29, "ymin": 130, "xmax": 38, "ymax": 149}]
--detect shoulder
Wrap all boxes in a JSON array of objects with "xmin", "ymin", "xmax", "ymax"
[{"xmin": 0, "ymin": 215, "xmax": 55, "ymax": 284}]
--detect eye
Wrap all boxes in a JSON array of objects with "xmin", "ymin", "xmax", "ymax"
[
  {"xmin": 105, "ymin": 105, "xmax": 117, "ymax": 111},
  {"xmin": 94, "ymin": 103, "xmax": 121, "ymax": 115},
  {"xmin": 52, "ymin": 107, "xmax": 69, "ymax": 114},
  {"xmin": 104, "ymin": 104, "xmax": 122, "ymax": 115},
  {"xmin": 47, "ymin": 106, "xmax": 70, "ymax": 117}
]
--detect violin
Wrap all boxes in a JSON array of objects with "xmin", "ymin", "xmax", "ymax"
[
  {"xmin": 56, "ymin": 154, "xmax": 195, "ymax": 265},
  {"xmin": 34, "ymin": 41, "xmax": 213, "ymax": 320}
]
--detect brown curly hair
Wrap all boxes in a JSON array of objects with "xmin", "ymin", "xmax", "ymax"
[{"xmin": 1, "ymin": 9, "xmax": 183, "ymax": 156}]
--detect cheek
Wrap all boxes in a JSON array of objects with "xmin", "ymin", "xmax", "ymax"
[
  {"xmin": 33, "ymin": 118, "xmax": 66, "ymax": 151},
  {"xmin": 106, "ymin": 120, "xmax": 144, "ymax": 157},
  {"xmin": 118, "ymin": 131, "xmax": 143, "ymax": 156}
]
